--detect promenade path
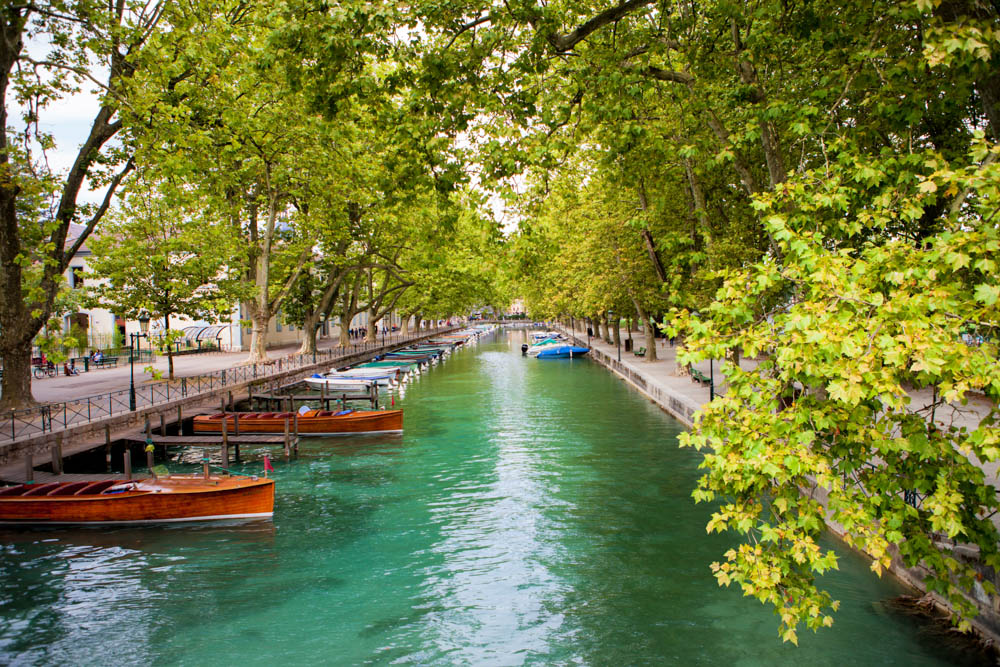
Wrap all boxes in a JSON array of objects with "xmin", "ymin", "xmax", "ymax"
[{"xmin": 27, "ymin": 341, "xmax": 339, "ymax": 404}]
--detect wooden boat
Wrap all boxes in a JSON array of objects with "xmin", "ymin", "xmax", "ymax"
[
  {"xmin": 193, "ymin": 409, "xmax": 404, "ymax": 436},
  {"xmin": 0, "ymin": 475, "xmax": 274, "ymax": 525}
]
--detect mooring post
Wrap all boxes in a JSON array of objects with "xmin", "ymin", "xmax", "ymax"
[
  {"xmin": 293, "ymin": 411, "xmax": 299, "ymax": 437},
  {"xmin": 105, "ymin": 424, "xmax": 112, "ymax": 472},
  {"xmin": 283, "ymin": 417, "xmax": 291, "ymax": 460},
  {"xmin": 146, "ymin": 447, "xmax": 156, "ymax": 479},
  {"xmin": 124, "ymin": 449, "xmax": 132, "ymax": 480},
  {"xmin": 159, "ymin": 413, "xmax": 166, "ymax": 436},
  {"xmin": 234, "ymin": 412, "xmax": 240, "ymax": 436},
  {"xmin": 220, "ymin": 397, "xmax": 226, "ymax": 414},
  {"xmin": 228, "ymin": 390, "xmax": 233, "ymax": 411},
  {"xmin": 221, "ymin": 416, "xmax": 229, "ymax": 468},
  {"xmin": 24, "ymin": 453, "xmax": 33, "ymax": 483},
  {"xmin": 177, "ymin": 405, "xmax": 183, "ymax": 436},
  {"xmin": 52, "ymin": 434, "xmax": 63, "ymax": 475}
]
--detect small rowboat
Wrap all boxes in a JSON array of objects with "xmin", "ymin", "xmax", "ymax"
[
  {"xmin": 0, "ymin": 475, "xmax": 274, "ymax": 525},
  {"xmin": 193, "ymin": 409, "xmax": 404, "ymax": 436}
]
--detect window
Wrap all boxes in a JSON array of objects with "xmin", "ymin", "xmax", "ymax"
[{"xmin": 70, "ymin": 266, "xmax": 84, "ymax": 289}]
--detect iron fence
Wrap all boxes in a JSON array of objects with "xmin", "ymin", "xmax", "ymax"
[{"xmin": 1, "ymin": 327, "xmax": 449, "ymax": 444}]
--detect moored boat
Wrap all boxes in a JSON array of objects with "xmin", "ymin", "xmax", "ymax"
[
  {"xmin": 0, "ymin": 475, "xmax": 275, "ymax": 525},
  {"xmin": 193, "ymin": 409, "xmax": 404, "ymax": 436},
  {"xmin": 535, "ymin": 345, "xmax": 590, "ymax": 359}
]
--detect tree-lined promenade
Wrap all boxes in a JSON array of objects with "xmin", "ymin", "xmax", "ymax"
[{"xmin": 1, "ymin": 0, "xmax": 998, "ymax": 646}]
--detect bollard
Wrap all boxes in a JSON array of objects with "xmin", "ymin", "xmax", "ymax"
[
  {"xmin": 124, "ymin": 449, "xmax": 132, "ymax": 480},
  {"xmin": 105, "ymin": 424, "xmax": 112, "ymax": 472},
  {"xmin": 283, "ymin": 418, "xmax": 291, "ymax": 460}
]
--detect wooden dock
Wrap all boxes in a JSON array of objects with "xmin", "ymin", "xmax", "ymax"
[
  {"xmin": 249, "ymin": 391, "xmax": 379, "ymax": 410},
  {"xmin": 122, "ymin": 434, "xmax": 296, "ymax": 447},
  {"xmin": 0, "ymin": 471, "xmax": 130, "ymax": 485}
]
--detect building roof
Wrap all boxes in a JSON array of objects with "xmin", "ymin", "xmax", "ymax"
[{"xmin": 66, "ymin": 222, "xmax": 91, "ymax": 256}]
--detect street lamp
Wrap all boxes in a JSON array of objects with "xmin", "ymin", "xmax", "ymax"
[
  {"xmin": 709, "ymin": 357, "xmax": 715, "ymax": 401},
  {"xmin": 692, "ymin": 311, "xmax": 715, "ymax": 401},
  {"xmin": 128, "ymin": 327, "xmax": 149, "ymax": 411}
]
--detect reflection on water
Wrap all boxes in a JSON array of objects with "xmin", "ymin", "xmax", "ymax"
[{"xmin": 0, "ymin": 331, "xmax": 991, "ymax": 665}]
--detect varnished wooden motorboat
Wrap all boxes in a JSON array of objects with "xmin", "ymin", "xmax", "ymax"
[
  {"xmin": 193, "ymin": 409, "xmax": 404, "ymax": 436},
  {"xmin": 0, "ymin": 475, "xmax": 275, "ymax": 525}
]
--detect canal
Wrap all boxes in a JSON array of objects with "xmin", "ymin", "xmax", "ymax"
[{"xmin": 0, "ymin": 330, "xmax": 989, "ymax": 665}]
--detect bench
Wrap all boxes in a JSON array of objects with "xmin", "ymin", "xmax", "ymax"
[
  {"xmin": 634, "ymin": 347, "xmax": 646, "ymax": 357},
  {"xmin": 93, "ymin": 357, "xmax": 119, "ymax": 369},
  {"xmin": 691, "ymin": 369, "xmax": 711, "ymax": 385}
]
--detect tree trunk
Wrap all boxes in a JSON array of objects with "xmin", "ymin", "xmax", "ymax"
[
  {"xmin": 0, "ymin": 337, "xmax": 34, "ymax": 410},
  {"xmin": 299, "ymin": 311, "xmax": 320, "ymax": 355},
  {"xmin": 338, "ymin": 317, "xmax": 351, "ymax": 347},
  {"xmin": 401, "ymin": 314, "xmax": 410, "ymax": 336},
  {"xmin": 248, "ymin": 310, "xmax": 269, "ymax": 361},
  {"xmin": 366, "ymin": 310, "xmax": 378, "ymax": 343},
  {"xmin": 631, "ymin": 299, "xmax": 657, "ymax": 361}
]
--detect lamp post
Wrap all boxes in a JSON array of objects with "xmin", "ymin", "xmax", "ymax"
[
  {"xmin": 709, "ymin": 357, "xmax": 715, "ymax": 401},
  {"xmin": 128, "ymin": 315, "xmax": 151, "ymax": 411}
]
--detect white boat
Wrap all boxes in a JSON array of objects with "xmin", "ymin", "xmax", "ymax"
[
  {"xmin": 326, "ymin": 369, "xmax": 399, "ymax": 386},
  {"xmin": 304, "ymin": 376, "xmax": 378, "ymax": 394},
  {"xmin": 527, "ymin": 342, "xmax": 564, "ymax": 357},
  {"xmin": 530, "ymin": 331, "xmax": 565, "ymax": 343}
]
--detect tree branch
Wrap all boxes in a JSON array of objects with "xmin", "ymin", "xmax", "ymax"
[{"xmin": 546, "ymin": 0, "xmax": 656, "ymax": 52}]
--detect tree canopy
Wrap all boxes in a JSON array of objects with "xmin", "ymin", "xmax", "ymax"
[{"xmin": 4, "ymin": 0, "xmax": 1000, "ymax": 645}]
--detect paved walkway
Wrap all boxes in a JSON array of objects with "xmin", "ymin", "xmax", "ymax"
[{"xmin": 26, "ymin": 336, "xmax": 408, "ymax": 404}]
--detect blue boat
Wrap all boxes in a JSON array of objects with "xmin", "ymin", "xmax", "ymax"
[{"xmin": 535, "ymin": 345, "xmax": 590, "ymax": 359}]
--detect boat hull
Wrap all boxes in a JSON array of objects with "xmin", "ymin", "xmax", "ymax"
[
  {"xmin": 193, "ymin": 410, "xmax": 404, "ymax": 436},
  {"xmin": 0, "ymin": 476, "xmax": 274, "ymax": 525},
  {"xmin": 536, "ymin": 346, "xmax": 590, "ymax": 359}
]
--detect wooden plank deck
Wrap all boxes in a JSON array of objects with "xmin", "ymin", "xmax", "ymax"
[
  {"xmin": 0, "ymin": 471, "xmax": 130, "ymax": 484},
  {"xmin": 122, "ymin": 434, "xmax": 297, "ymax": 446}
]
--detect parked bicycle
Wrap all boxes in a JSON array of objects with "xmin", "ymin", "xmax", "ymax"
[{"xmin": 32, "ymin": 362, "xmax": 56, "ymax": 379}]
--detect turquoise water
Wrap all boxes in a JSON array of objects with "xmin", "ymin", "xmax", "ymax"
[{"xmin": 0, "ymin": 331, "xmax": 988, "ymax": 665}]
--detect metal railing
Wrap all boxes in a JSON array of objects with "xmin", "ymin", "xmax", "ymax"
[{"xmin": 1, "ymin": 327, "xmax": 450, "ymax": 444}]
